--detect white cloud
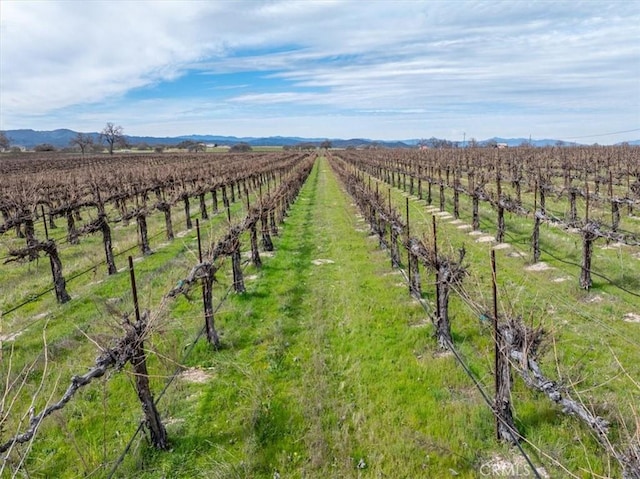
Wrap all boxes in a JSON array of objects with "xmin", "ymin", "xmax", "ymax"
[{"xmin": 1, "ymin": 0, "xmax": 639, "ymax": 142}]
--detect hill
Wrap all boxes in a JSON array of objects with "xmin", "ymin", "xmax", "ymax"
[
  {"xmin": 3, "ymin": 128, "xmax": 637, "ymax": 150},
  {"xmin": 1, "ymin": 129, "xmax": 412, "ymax": 149}
]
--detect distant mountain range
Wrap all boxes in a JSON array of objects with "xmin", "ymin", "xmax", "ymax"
[{"xmin": 2, "ymin": 128, "xmax": 638, "ymax": 149}]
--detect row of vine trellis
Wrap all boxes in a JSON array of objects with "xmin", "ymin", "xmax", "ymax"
[
  {"xmin": 328, "ymin": 152, "xmax": 639, "ymax": 478},
  {"xmin": 0, "ymin": 153, "xmax": 315, "ymax": 475}
]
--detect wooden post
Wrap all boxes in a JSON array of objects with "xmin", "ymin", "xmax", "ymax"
[
  {"xmin": 471, "ymin": 195, "xmax": 480, "ymax": 231},
  {"xmin": 585, "ymin": 181, "xmax": 590, "ymax": 224},
  {"xmin": 406, "ymin": 197, "xmax": 411, "ymax": 289},
  {"xmin": 128, "ymin": 256, "xmax": 141, "ymax": 324},
  {"xmin": 127, "ymin": 258, "xmax": 168, "ymax": 450},
  {"xmin": 196, "ymin": 219, "xmax": 203, "ymax": 263},
  {"xmin": 433, "ymin": 216, "xmax": 438, "ymax": 298},
  {"xmin": 453, "ymin": 173, "xmax": 460, "ymax": 219},
  {"xmin": 496, "ymin": 167, "xmax": 505, "ymax": 243},
  {"xmin": 41, "ymin": 205, "xmax": 49, "ymax": 240},
  {"xmin": 532, "ymin": 182, "xmax": 541, "ymax": 263}
]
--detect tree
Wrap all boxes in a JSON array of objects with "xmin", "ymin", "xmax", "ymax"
[
  {"xmin": 176, "ymin": 140, "xmax": 195, "ymax": 150},
  {"xmin": 229, "ymin": 142, "xmax": 252, "ymax": 152},
  {"xmin": 0, "ymin": 131, "xmax": 10, "ymax": 151},
  {"xmin": 69, "ymin": 133, "xmax": 94, "ymax": 156},
  {"xmin": 100, "ymin": 123, "xmax": 125, "ymax": 155},
  {"xmin": 320, "ymin": 139, "xmax": 332, "ymax": 149},
  {"xmin": 34, "ymin": 143, "xmax": 56, "ymax": 152},
  {"xmin": 423, "ymin": 137, "xmax": 455, "ymax": 149},
  {"xmin": 176, "ymin": 140, "xmax": 206, "ymax": 152},
  {"xmin": 295, "ymin": 142, "xmax": 316, "ymax": 150}
]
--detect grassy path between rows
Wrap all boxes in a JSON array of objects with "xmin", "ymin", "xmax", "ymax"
[{"xmin": 128, "ymin": 158, "xmax": 500, "ymax": 478}]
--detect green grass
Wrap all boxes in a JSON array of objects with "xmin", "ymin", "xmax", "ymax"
[
  {"xmin": 350, "ymin": 161, "xmax": 640, "ymax": 477},
  {"xmin": 1, "ymin": 157, "xmax": 638, "ymax": 478},
  {"xmin": 119, "ymin": 158, "xmax": 496, "ymax": 478}
]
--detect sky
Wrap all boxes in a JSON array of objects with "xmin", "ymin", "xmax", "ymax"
[{"xmin": 1, "ymin": 0, "xmax": 639, "ymax": 144}]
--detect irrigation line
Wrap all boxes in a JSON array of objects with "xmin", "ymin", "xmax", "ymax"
[{"xmin": 1, "ymin": 286, "xmax": 57, "ymax": 316}]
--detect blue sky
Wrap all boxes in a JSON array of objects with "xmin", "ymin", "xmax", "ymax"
[{"xmin": 1, "ymin": 0, "xmax": 639, "ymax": 143}]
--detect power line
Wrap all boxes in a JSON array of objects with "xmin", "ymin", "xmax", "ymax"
[{"xmin": 560, "ymin": 128, "xmax": 640, "ymax": 140}]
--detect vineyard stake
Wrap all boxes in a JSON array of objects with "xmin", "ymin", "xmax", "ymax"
[
  {"xmin": 128, "ymin": 256, "xmax": 141, "ymax": 324},
  {"xmin": 196, "ymin": 219, "xmax": 203, "ymax": 262},
  {"xmin": 433, "ymin": 215, "xmax": 439, "ymax": 321},
  {"xmin": 533, "ymin": 181, "xmax": 541, "ymax": 263},
  {"xmin": 406, "ymin": 197, "xmax": 411, "ymax": 292},
  {"xmin": 491, "ymin": 249, "xmax": 500, "ymax": 440},
  {"xmin": 41, "ymin": 205, "xmax": 49, "ymax": 240},
  {"xmin": 491, "ymin": 249, "xmax": 499, "ymax": 426}
]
